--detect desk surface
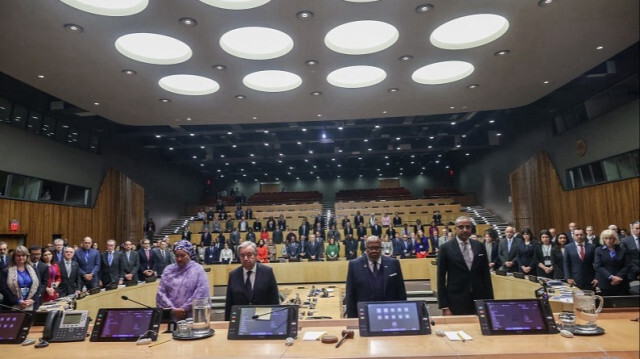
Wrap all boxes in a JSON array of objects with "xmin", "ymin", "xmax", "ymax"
[{"xmin": 6, "ymin": 313, "xmax": 638, "ymax": 358}]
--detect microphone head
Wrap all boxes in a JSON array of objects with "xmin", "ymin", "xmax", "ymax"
[
  {"xmin": 121, "ymin": 295, "xmax": 129, "ymax": 300},
  {"xmin": 251, "ymin": 315, "xmax": 260, "ymax": 319}
]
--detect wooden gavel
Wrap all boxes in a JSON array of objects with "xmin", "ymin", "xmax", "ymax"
[{"xmin": 336, "ymin": 330, "xmax": 354, "ymax": 348}]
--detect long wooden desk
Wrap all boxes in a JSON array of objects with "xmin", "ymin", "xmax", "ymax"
[{"xmin": 6, "ymin": 313, "xmax": 638, "ymax": 358}]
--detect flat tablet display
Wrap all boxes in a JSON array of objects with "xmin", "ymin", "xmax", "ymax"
[
  {"xmin": 475, "ymin": 299, "xmax": 558, "ymax": 335},
  {"xmin": 0, "ymin": 311, "xmax": 32, "ymax": 344},
  {"xmin": 90, "ymin": 308, "xmax": 161, "ymax": 342},
  {"xmin": 358, "ymin": 301, "xmax": 431, "ymax": 337},
  {"xmin": 227, "ymin": 305, "xmax": 298, "ymax": 340}
]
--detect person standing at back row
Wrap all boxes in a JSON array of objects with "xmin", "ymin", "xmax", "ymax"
[{"xmin": 437, "ymin": 216, "xmax": 493, "ymax": 315}]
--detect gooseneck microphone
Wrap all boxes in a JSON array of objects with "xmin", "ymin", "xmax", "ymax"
[
  {"xmin": 121, "ymin": 295, "xmax": 154, "ymax": 309},
  {"xmin": 0, "ymin": 303, "xmax": 30, "ymax": 312},
  {"xmin": 252, "ymin": 306, "xmax": 291, "ymax": 320}
]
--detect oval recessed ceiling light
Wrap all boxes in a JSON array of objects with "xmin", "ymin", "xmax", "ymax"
[
  {"xmin": 179, "ymin": 17, "xmax": 197, "ymax": 27},
  {"xmin": 122, "ymin": 69, "xmax": 137, "ymax": 75},
  {"xmin": 63, "ymin": 23, "xmax": 84, "ymax": 32},
  {"xmin": 325, "ymin": 20, "xmax": 398, "ymax": 55},
  {"xmin": 199, "ymin": 0, "xmax": 270, "ymax": 10},
  {"xmin": 412, "ymin": 61, "xmax": 474, "ymax": 85},
  {"xmin": 243, "ymin": 70, "xmax": 302, "ymax": 92},
  {"xmin": 296, "ymin": 10, "xmax": 313, "ymax": 20},
  {"xmin": 415, "ymin": 3, "xmax": 434, "ymax": 13},
  {"xmin": 430, "ymin": 14, "xmax": 509, "ymax": 50},
  {"xmin": 60, "ymin": 0, "xmax": 148, "ymax": 16},
  {"xmin": 327, "ymin": 65, "xmax": 386, "ymax": 88},
  {"xmin": 158, "ymin": 75, "xmax": 220, "ymax": 96},
  {"xmin": 115, "ymin": 33, "xmax": 192, "ymax": 65},
  {"xmin": 220, "ymin": 27, "xmax": 293, "ymax": 60}
]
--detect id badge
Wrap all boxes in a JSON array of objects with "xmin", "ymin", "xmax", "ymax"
[
  {"xmin": 544, "ymin": 259, "xmax": 552, "ymax": 266},
  {"xmin": 20, "ymin": 287, "xmax": 29, "ymax": 299}
]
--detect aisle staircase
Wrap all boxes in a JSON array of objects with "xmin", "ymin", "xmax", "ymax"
[
  {"xmin": 154, "ymin": 215, "xmax": 195, "ymax": 241},
  {"xmin": 464, "ymin": 205, "xmax": 508, "ymax": 237}
]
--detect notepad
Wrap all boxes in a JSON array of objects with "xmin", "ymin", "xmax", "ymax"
[
  {"xmin": 302, "ymin": 331, "xmax": 327, "ymax": 341},
  {"xmin": 445, "ymin": 331, "xmax": 473, "ymax": 341}
]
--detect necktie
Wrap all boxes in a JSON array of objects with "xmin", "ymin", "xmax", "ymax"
[
  {"xmin": 66, "ymin": 261, "xmax": 72, "ymax": 278},
  {"xmin": 0, "ymin": 256, "xmax": 4, "ymax": 267},
  {"xmin": 372, "ymin": 261, "xmax": 378, "ymax": 275},
  {"xmin": 162, "ymin": 250, "xmax": 166, "ymax": 260},
  {"xmin": 487, "ymin": 243, "xmax": 492, "ymax": 262},
  {"xmin": 462, "ymin": 241, "xmax": 473, "ymax": 270},
  {"xmin": 146, "ymin": 249, "xmax": 150, "ymax": 260},
  {"xmin": 578, "ymin": 244, "xmax": 584, "ymax": 260},
  {"xmin": 507, "ymin": 239, "xmax": 512, "ymax": 253},
  {"xmin": 84, "ymin": 250, "xmax": 89, "ymax": 263},
  {"xmin": 245, "ymin": 270, "xmax": 253, "ymax": 300},
  {"xmin": 108, "ymin": 252, "xmax": 113, "ymax": 266}
]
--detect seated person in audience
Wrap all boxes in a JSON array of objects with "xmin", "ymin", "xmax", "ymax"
[
  {"xmin": 356, "ymin": 222, "xmax": 368, "ymax": 240},
  {"xmin": 398, "ymin": 234, "xmax": 414, "ymax": 258},
  {"xmin": 253, "ymin": 218, "xmax": 262, "ymax": 232},
  {"xmin": 381, "ymin": 234, "xmax": 393, "ymax": 257},
  {"xmin": 256, "ymin": 239, "xmax": 269, "ymax": 263},
  {"xmin": 353, "ymin": 211, "xmax": 364, "ymax": 227},
  {"xmin": 414, "ymin": 236, "xmax": 429, "ymax": 258},
  {"xmin": 245, "ymin": 228, "xmax": 257, "ymax": 243},
  {"xmin": 224, "ymin": 241, "xmax": 280, "ymax": 321},
  {"xmin": 483, "ymin": 229, "xmax": 501, "ymax": 270},
  {"xmin": 235, "ymin": 206, "xmax": 244, "ymax": 220},
  {"xmin": 535, "ymin": 230, "xmax": 560, "ymax": 278},
  {"xmin": 585, "ymin": 226, "xmax": 601, "ymax": 246},
  {"xmin": 381, "ymin": 213, "xmax": 391, "ymax": 227},
  {"xmin": 157, "ymin": 241, "xmax": 210, "ymax": 321},
  {"xmin": 307, "ymin": 234, "xmax": 324, "ymax": 261},
  {"xmin": 212, "ymin": 219, "xmax": 222, "ymax": 233},
  {"xmin": 595, "ymin": 229, "xmax": 631, "ymax": 296},
  {"xmin": 414, "ymin": 219, "xmax": 424, "ymax": 235},
  {"xmin": 220, "ymin": 243, "xmax": 234, "ymax": 264},
  {"xmin": 327, "ymin": 224, "xmax": 341, "ymax": 242},
  {"xmin": 277, "ymin": 214, "xmax": 287, "ymax": 231},
  {"xmin": 204, "ymin": 240, "xmax": 221, "ymax": 265},
  {"xmin": 286, "ymin": 236, "xmax": 301, "ymax": 261},
  {"xmin": 266, "ymin": 216, "xmax": 276, "ymax": 231},
  {"xmin": 516, "ymin": 228, "xmax": 537, "ymax": 274},
  {"xmin": 341, "ymin": 216, "xmax": 351, "ymax": 229},
  {"xmin": 344, "ymin": 234, "xmax": 359, "ymax": 260},
  {"xmin": 245, "ymin": 208, "xmax": 253, "ymax": 220},
  {"xmin": 392, "ymin": 212, "xmax": 402, "ymax": 227},
  {"xmin": 181, "ymin": 226, "xmax": 192, "ymax": 242},
  {"xmin": 259, "ymin": 228, "xmax": 270, "ymax": 242},
  {"xmin": 564, "ymin": 228, "xmax": 597, "ymax": 290},
  {"xmin": 432, "ymin": 210, "xmax": 443, "ymax": 225},
  {"xmin": 238, "ymin": 216, "xmax": 248, "ymax": 232},
  {"xmin": 325, "ymin": 237, "xmax": 340, "ymax": 261},
  {"xmin": 207, "ymin": 207, "xmax": 214, "ymax": 221}
]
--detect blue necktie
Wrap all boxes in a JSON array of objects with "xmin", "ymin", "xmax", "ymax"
[{"xmin": 108, "ymin": 252, "xmax": 113, "ymax": 266}]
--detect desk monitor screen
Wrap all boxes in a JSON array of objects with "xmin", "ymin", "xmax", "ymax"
[
  {"xmin": 0, "ymin": 311, "xmax": 32, "ymax": 344},
  {"xmin": 358, "ymin": 301, "xmax": 431, "ymax": 337},
  {"xmin": 475, "ymin": 299, "xmax": 558, "ymax": 335},
  {"xmin": 90, "ymin": 308, "xmax": 161, "ymax": 342},
  {"xmin": 227, "ymin": 305, "xmax": 298, "ymax": 340}
]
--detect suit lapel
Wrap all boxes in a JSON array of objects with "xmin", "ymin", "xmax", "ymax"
[{"xmin": 452, "ymin": 240, "xmax": 468, "ymax": 270}]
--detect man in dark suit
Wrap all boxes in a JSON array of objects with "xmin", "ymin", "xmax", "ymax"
[
  {"xmin": 307, "ymin": 234, "xmax": 323, "ymax": 261},
  {"xmin": 272, "ymin": 227, "xmax": 284, "ymax": 244},
  {"xmin": 137, "ymin": 239, "xmax": 157, "ymax": 280},
  {"xmin": 371, "ymin": 220, "xmax": 382, "ymax": 237},
  {"xmin": 563, "ymin": 228, "xmax": 597, "ymax": 290},
  {"xmin": 622, "ymin": 221, "xmax": 640, "ymax": 294},
  {"xmin": 153, "ymin": 240, "xmax": 175, "ymax": 276},
  {"xmin": 483, "ymin": 229, "xmax": 501, "ymax": 270},
  {"xmin": 344, "ymin": 234, "xmax": 358, "ymax": 260},
  {"xmin": 58, "ymin": 247, "xmax": 83, "ymax": 296},
  {"xmin": 345, "ymin": 236, "xmax": 407, "ymax": 318},
  {"xmin": 224, "ymin": 241, "xmax": 280, "ymax": 321},
  {"xmin": 498, "ymin": 226, "xmax": 521, "ymax": 272},
  {"xmin": 52, "ymin": 238, "xmax": 65, "ymax": 263},
  {"xmin": 0, "ymin": 241, "xmax": 10, "ymax": 271},
  {"xmin": 353, "ymin": 211, "xmax": 364, "ymax": 227},
  {"xmin": 201, "ymin": 228, "xmax": 213, "ymax": 247},
  {"xmin": 298, "ymin": 220, "xmax": 310, "ymax": 238},
  {"xmin": 29, "ymin": 245, "xmax": 47, "ymax": 305},
  {"xmin": 122, "ymin": 240, "xmax": 140, "ymax": 282},
  {"xmin": 73, "ymin": 236, "xmax": 101, "ymax": 290},
  {"xmin": 437, "ymin": 216, "xmax": 494, "ymax": 315},
  {"xmin": 398, "ymin": 234, "xmax": 414, "ymax": 258},
  {"xmin": 99, "ymin": 239, "xmax": 125, "ymax": 286},
  {"xmin": 356, "ymin": 223, "xmax": 367, "ymax": 240}
]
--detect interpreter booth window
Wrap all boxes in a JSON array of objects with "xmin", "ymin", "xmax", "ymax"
[
  {"xmin": 23, "ymin": 177, "xmax": 42, "ymax": 201},
  {"xmin": 0, "ymin": 97, "xmax": 11, "ymax": 123},
  {"xmin": 0, "ymin": 171, "xmax": 9, "ymax": 196},
  {"xmin": 7, "ymin": 174, "xmax": 28, "ymax": 198},
  {"xmin": 10, "ymin": 104, "xmax": 28, "ymax": 129},
  {"xmin": 65, "ymin": 185, "xmax": 90, "ymax": 206},
  {"xmin": 40, "ymin": 180, "xmax": 66, "ymax": 202}
]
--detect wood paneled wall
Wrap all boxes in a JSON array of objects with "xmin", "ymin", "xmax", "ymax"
[
  {"xmin": 510, "ymin": 151, "xmax": 639, "ymax": 233},
  {"xmin": 260, "ymin": 183, "xmax": 280, "ymax": 193},
  {"xmin": 0, "ymin": 168, "xmax": 144, "ymax": 249}
]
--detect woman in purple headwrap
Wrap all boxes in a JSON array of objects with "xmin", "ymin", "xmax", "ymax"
[{"xmin": 156, "ymin": 240, "xmax": 211, "ymax": 320}]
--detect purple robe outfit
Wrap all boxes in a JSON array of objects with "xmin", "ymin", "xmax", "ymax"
[{"xmin": 156, "ymin": 260, "xmax": 210, "ymax": 316}]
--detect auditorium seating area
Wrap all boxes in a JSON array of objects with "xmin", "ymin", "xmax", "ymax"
[
  {"xmin": 336, "ymin": 187, "xmax": 414, "ymax": 201},
  {"xmin": 247, "ymin": 191, "xmax": 322, "ymax": 205}
]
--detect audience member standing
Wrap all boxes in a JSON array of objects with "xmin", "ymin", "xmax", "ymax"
[
  {"xmin": 516, "ymin": 228, "xmax": 537, "ymax": 275},
  {"xmin": 122, "ymin": 240, "xmax": 140, "ymax": 282},
  {"xmin": 621, "ymin": 221, "xmax": 639, "ymax": 294},
  {"xmin": 564, "ymin": 228, "xmax": 597, "ymax": 290},
  {"xmin": 498, "ymin": 226, "xmax": 521, "ymax": 272},
  {"xmin": 57, "ymin": 247, "xmax": 82, "ymax": 296},
  {"xmin": 137, "ymin": 239, "xmax": 157, "ymax": 280},
  {"xmin": 73, "ymin": 237, "xmax": 100, "ymax": 290},
  {"xmin": 154, "ymin": 240, "xmax": 175, "ymax": 276},
  {"xmin": 437, "ymin": 216, "xmax": 493, "ymax": 315},
  {"xmin": 595, "ymin": 229, "xmax": 631, "ymax": 296},
  {"xmin": 99, "ymin": 239, "xmax": 125, "ymax": 286}
]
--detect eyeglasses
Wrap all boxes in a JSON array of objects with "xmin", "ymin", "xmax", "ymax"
[{"xmin": 456, "ymin": 225, "xmax": 473, "ymax": 230}]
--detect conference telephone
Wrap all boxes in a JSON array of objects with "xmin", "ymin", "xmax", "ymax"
[{"xmin": 43, "ymin": 310, "xmax": 90, "ymax": 342}]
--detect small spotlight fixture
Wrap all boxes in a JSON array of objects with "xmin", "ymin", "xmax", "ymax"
[
  {"xmin": 388, "ymin": 88, "xmax": 399, "ymax": 93},
  {"xmin": 179, "ymin": 17, "xmax": 197, "ymax": 26},
  {"xmin": 122, "ymin": 69, "xmax": 137, "ymax": 75},
  {"xmin": 467, "ymin": 84, "xmax": 479, "ymax": 89},
  {"xmin": 212, "ymin": 64, "xmax": 227, "ymax": 70},
  {"xmin": 494, "ymin": 49, "xmax": 510, "ymax": 56},
  {"xmin": 398, "ymin": 55, "xmax": 413, "ymax": 61},
  {"xmin": 296, "ymin": 10, "xmax": 313, "ymax": 20},
  {"xmin": 415, "ymin": 4, "xmax": 434, "ymax": 13},
  {"xmin": 63, "ymin": 23, "xmax": 84, "ymax": 32},
  {"xmin": 305, "ymin": 59, "xmax": 318, "ymax": 66},
  {"xmin": 235, "ymin": 95, "xmax": 246, "ymax": 99},
  {"xmin": 596, "ymin": 45, "xmax": 604, "ymax": 50},
  {"xmin": 159, "ymin": 98, "xmax": 171, "ymax": 103},
  {"xmin": 310, "ymin": 91, "xmax": 322, "ymax": 96},
  {"xmin": 538, "ymin": 0, "xmax": 554, "ymax": 6}
]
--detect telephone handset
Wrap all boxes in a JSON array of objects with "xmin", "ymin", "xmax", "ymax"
[{"xmin": 43, "ymin": 310, "xmax": 90, "ymax": 342}]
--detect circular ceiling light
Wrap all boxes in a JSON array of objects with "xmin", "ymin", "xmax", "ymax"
[
  {"xmin": 412, "ymin": 61, "xmax": 474, "ymax": 85},
  {"xmin": 115, "ymin": 33, "xmax": 192, "ymax": 65},
  {"xmin": 220, "ymin": 27, "xmax": 293, "ymax": 60},
  {"xmin": 158, "ymin": 75, "xmax": 220, "ymax": 96},
  {"xmin": 243, "ymin": 70, "xmax": 302, "ymax": 92},
  {"xmin": 327, "ymin": 65, "xmax": 386, "ymax": 88},
  {"xmin": 325, "ymin": 20, "xmax": 398, "ymax": 55},
  {"xmin": 60, "ymin": 0, "xmax": 148, "ymax": 16},
  {"xmin": 430, "ymin": 14, "xmax": 509, "ymax": 50},
  {"xmin": 199, "ymin": 0, "xmax": 270, "ymax": 10}
]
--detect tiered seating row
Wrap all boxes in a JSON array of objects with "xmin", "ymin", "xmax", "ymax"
[
  {"xmin": 248, "ymin": 191, "xmax": 322, "ymax": 205},
  {"xmin": 336, "ymin": 198, "xmax": 454, "ymax": 210},
  {"xmin": 336, "ymin": 187, "xmax": 414, "ymax": 201}
]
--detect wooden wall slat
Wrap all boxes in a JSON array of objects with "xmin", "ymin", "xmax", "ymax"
[
  {"xmin": 0, "ymin": 168, "xmax": 144, "ymax": 249},
  {"xmin": 510, "ymin": 151, "xmax": 639, "ymax": 233}
]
